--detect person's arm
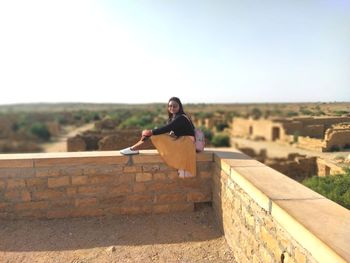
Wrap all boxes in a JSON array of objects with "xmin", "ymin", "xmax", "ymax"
[{"xmin": 151, "ymin": 120, "xmax": 177, "ymax": 135}]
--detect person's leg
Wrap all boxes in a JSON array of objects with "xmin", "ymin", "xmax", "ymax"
[
  {"xmin": 120, "ymin": 136, "xmax": 149, "ymax": 155},
  {"xmin": 130, "ymin": 136, "xmax": 149, "ymax": 150}
]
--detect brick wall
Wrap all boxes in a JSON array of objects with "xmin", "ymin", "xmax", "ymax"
[{"xmin": 0, "ymin": 151, "xmax": 212, "ymax": 219}]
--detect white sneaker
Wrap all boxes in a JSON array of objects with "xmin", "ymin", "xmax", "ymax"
[
  {"xmin": 178, "ymin": 169, "xmax": 185, "ymax": 178},
  {"xmin": 178, "ymin": 169, "xmax": 194, "ymax": 178},
  {"xmin": 120, "ymin": 147, "xmax": 139, "ymax": 155}
]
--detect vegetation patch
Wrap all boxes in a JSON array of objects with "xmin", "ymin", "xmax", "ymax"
[{"xmin": 303, "ymin": 169, "xmax": 350, "ymax": 209}]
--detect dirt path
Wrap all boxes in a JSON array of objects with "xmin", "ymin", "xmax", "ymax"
[
  {"xmin": 42, "ymin": 123, "xmax": 95, "ymax": 153},
  {"xmin": 0, "ymin": 206, "xmax": 235, "ymax": 263}
]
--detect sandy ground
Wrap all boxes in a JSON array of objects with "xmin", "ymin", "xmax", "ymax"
[
  {"xmin": 42, "ymin": 123, "xmax": 95, "ymax": 153},
  {"xmin": 0, "ymin": 206, "xmax": 235, "ymax": 263}
]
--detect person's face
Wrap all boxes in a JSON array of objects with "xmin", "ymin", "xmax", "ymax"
[{"xmin": 168, "ymin": 100, "xmax": 180, "ymax": 115}]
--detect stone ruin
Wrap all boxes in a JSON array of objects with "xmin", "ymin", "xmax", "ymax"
[
  {"xmin": 236, "ymin": 145, "xmax": 344, "ymax": 180},
  {"xmin": 237, "ymin": 147, "xmax": 317, "ymax": 182},
  {"xmin": 193, "ymin": 113, "xmax": 228, "ymax": 131},
  {"xmin": 67, "ymin": 130, "xmax": 154, "ymax": 152},
  {"xmin": 323, "ymin": 123, "xmax": 350, "ymax": 151},
  {"xmin": 232, "ymin": 116, "xmax": 350, "ymax": 152},
  {"xmin": 67, "ymin": 118, "xmax": 154, "ymax": 152}
]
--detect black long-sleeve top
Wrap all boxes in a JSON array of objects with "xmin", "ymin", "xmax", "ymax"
[{"xmin": 152, "ymin": 114, "xmax": 195, "ymax": 137}]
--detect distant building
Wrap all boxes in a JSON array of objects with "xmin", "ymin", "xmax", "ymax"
[{"xmin": 232, "ymin": 116, "xmax": 350, "ymax": 152}]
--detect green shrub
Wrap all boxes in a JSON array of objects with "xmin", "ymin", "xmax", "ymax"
[
  {"xmin": 333, "ymin": 110, "xmax": 349, "ymax": 116},
  {"xmin": 303, "ymin": 170, "xmax": 350, "ymax": 209},
  {"xmin": 195, "ymin": 112, "xmax": 213, "ymax": 119},
  {"xmin": 200, "ymin": 126, "xmax": 213, "ymax": 142},
  {"xmin": 300, "ymin": 108, "xmax": 313, "ymax": 115},
  {"xmin": 211, "ymin": 133, "xmax": 230, "ymax": 147},
  {"xmin": 286, "ymin": 111, "xmax": 298, "ymax": 117},
  {"xmin": 250, "ymin": 108, "xmax": 262, "ymax": 119},
  {"xmin": 119, "ymin": 115, "xmax": 154, "ymax": 129},
  {"xmin": 215, "ymin": 123, "xmax": 229, "ymax": 132},
  {"xmin": 330, "ymin": 145, "xmax": 340, "ymax": 152},
  {"xmin": 30, "ymin": 123, "xmax": 51, "ymax": 141}
]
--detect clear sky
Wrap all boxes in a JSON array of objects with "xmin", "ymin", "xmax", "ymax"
[{"xmin": 0, "ymin": 0, "xmax": 349, "ymax": 104}]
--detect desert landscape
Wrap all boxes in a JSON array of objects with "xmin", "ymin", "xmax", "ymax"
[{"xmin": 0, "ymin": 102, "xmax": 349, "ymax": 263}]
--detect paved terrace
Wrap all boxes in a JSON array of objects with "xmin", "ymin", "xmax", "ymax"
[{"xmin": 0, "ymin": 150, "xmax": 349, "ymax": 262}]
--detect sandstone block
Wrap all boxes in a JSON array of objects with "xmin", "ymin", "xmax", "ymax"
[
  {"xmin": 7, "ymin": 179, "xmax": 26, "ymax": 189},
  {"xmin": 258, "ymin": 246, "xmax": 273, "ymax": 263},
  {"xmin": 168, "ymin": 203, "xmax": 194, "ymax": 212},
  {"xmin": 153, "ymin": 172, "xmax": 167, "ymax": 181},
  {"xmin": 294, "ymin": 249, "xmax": 307, "ymax": 263},
  {"xmin": 5, "ymin": 190, "xmax": 20, "ymax": 201},
  {"xmin": 66, "ymin": 187, "xmax": 77, "ymax": 196},
  {"xmin": 35, "ymin": 168, "xmax": 61, "ymax": 177},
  {"xmin": 123, "ymin": 166, "xmax": 142, "ymax": 173},
  {"xmin": 116, "ymin": 174, "xmax": 134, "ymax": 184},
  {"xmin": 89, "ymin": 174, "xmax": 115, "ymax": 185},
  {"xmin": 48, "ymin": 176, "xmax": 70, "ymax": 188},
  {"xmin": 156, "ymin": 193, "xmax": 186, "ymax": 203},
  {"xmin": 72, "ymin": 175, "xmax": 88, "ymax": 185},
  {"xmin": 186, "ymin": 192, "xmax": 211, "ymax": 202},
  {"xmin": 199, "ymin": 171, "xmax": 211, "ymax": 178},
  {"xmin": 109, "ymin": 183, "xmax": 131, "ymax": 194},
  {"xmin": 142, "ymin": 164, "xmax": 160, "ymax": 172},
  {"xmin": 136, "ymin": 173, "xmax": 152, "ymax": 182},
  {"xmin": 133, "ymin": 155, "xmax": 163, "ymax": 164},
  {"xmin": 78, "ymin": 185, "xmax": 106, "ymax": 195},
  {"xmin": 127, "ymin": 194, "xmax": 154, "ymax": 203},
  {"xmin": 21, "ymin": 191, "xmax": 31, "ymax": 202},
  {"xmin": 26, "ymin": 178, "xmax": 47, "ymax": 188},
  {"xmin": 15, "ymin": 201, "xmax": 49, "ymax": 210},
  {"xmin": 75, "ymin": 197, "xmax": 97, "ymax": 207},
  {"xmin": 51, "ymin": 199, "xmax": 72, "ymax": 209},
  {"xmin": 147, "ymin": 182, "xmax": 178, "ymax": 192},
  {"xmin": 99, "ymin": 194, "xmax": 126, "ymax": 205},
  {"xmin": 132, "ymin": 183, "xmax": 147, "ymax": 193},
  {"xmin": 260, "ymin": 226, "xmax": 282, "ymax": 260},
  {"xmin": 0, "ymin": 158, "xmax": 33, "ymax": 168},
  {"xmin": 0, "ymin": 179, "xmax": 5, "ymax": 189},
  {"xmin": 167, "ymin": 171, "xmax": 179, "ymax": 180},
  {"xmin": 34, "ymin": 189, "xmax": 65, "ymax": 200},
  {"xmin": 0, "ymin": 202, "xmax": 10, "ymax": 212}
]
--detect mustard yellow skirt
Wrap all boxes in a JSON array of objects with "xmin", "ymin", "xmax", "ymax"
[{"xmin": 151, "ymin": 134, "xmax": 196, "ymax": 177}]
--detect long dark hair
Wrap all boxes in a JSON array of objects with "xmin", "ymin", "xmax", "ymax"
[{"xmin": 167, "ymin": 97, "xmax": 186, "ymax": 121}]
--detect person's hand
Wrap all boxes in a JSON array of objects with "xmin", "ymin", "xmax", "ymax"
[{"xmin": 142, "ymin": 129, "xmax": 152, "ymax": 137}]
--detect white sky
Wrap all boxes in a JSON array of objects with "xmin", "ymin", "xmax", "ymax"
[{"xmin": 0, "ymin": 0, "xmax": 349, "ymax": 104}]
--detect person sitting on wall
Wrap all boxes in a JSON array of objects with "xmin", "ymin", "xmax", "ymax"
[{"xmin": 120, "ymin": 97, "xmax": 196, "ymax": 178}]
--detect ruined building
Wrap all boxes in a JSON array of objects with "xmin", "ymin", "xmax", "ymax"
[{"xmin": 232, "ymin": 116, "xmax": 350, "ymax": 152}]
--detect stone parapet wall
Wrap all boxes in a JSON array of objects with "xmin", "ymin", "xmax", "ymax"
[
  {"xmin": 0, "ymin": 150, "xmax": 349, "ymax": 262},
  {"xmin": 316, "ymin": 158, "xmax": 344, "ymax": 176},
  {"xmin": 212, "ymin": 150, "xmax": 350, "ymax": 263},
  {"xmin": 296, "ymin": 136, "xmax": 325, "ymax": 152},
  {"xmin": 0, "ymin": 151, "xmax": 212, "ymax": 219}
]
